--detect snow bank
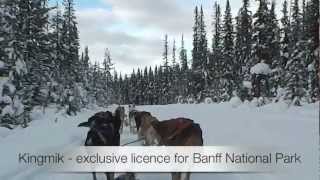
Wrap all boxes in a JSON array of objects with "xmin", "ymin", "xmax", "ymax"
[
  {"xmin": 0, "ymin": 127, "xmax": 12, "ymax": 138},
  {"xmin": 250, "ymin": 62, "xmax": 271, "ymax": 75},
  {"xmin": 203, "ymin": 97, "xmax": 213, "ymax": 104},
  {"xmin": 229, "ymin": 96, "xmax": 242, "ymax": 108}
]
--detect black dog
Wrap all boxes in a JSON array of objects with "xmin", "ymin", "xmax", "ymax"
[{"xmin": 78, "ymin": 111, "xmax": 121, "ymax": 180}]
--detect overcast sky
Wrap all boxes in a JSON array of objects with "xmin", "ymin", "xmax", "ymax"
[{"xmin": 61, "ymin": 0, "xmax": 286, "ymax": 74}]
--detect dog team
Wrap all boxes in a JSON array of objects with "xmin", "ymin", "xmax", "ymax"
[{"xmin": 78, "ymin": 105, "xmax": 203, "ymax": 180}]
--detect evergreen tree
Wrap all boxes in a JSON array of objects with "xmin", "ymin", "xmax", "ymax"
[
  {"xmin": 234, "ymin": 0, "xmax": 253, "ymax": 100},
  {"xmin": 268, "ymin": 1, "xmax": 281, "ymax": 97},
  {"xmin": 252, "ymin": 0, "xmax": 271, "ymax": 64},
  {"xmin": 235, "ymin": 0, "xmax": 253, "ymax": 81},
  {"xmin": 101, "ymin": 48, "xmax": 114, "ymax": 106},
  {"xmin": 284, "ymin": 0, "xmax": 307, "ymax": 105},
  {"xmin": 210, "ymin": 1, "xmax": 224, "ymax": 102},
  {"xmin": 163, "ymin": 34, "xmax": 169, "ymax": 69},
  {"xmin": 170, "ymin": 39, "xmax": 179, "ymax": 103},
  {"xmin": 179, "ymin": 35, "xmax": 188, "ymax": 72},
  {"xmin": 162, "ymin": 34, "xmax": 170, "ymax": 104},
  {"xmin": 280, "ymin": 0, "xmax": 291, "ymax": 80},
  {"xmin": 192, "ymin": 6, "xmax": 208, "ymax": 101},
  {"xmin": 221, "ymin": 0, "xmax": 235, "ymax": 100},
  {"xmin": 192, "ymin": 6, "xmax": 200, "ymax": 70},
  {"xmin": 178, "ymin": 35, "xmax": 189, "ymax": 100},
  {"xmin": 305, "ymin": 0, "xmax": 319, "ymax": 102},
  {"xmin": 61, "ymin": 0, "xmax": 80, "ymax": 83}
]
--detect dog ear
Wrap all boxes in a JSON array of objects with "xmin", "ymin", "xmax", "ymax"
[{"xmin": 78, "ymin": 121, "xmax": 91, "ymax": 127}]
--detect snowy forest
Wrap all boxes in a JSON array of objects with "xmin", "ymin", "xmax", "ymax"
[{"xmin": 0, "ymin": 0, "xmax": 319, "ymax": 127}]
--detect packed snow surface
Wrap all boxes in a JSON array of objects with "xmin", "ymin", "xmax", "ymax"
[{"xmin": 0, "ymin": 102, "xmax": 318, "ymax": 180}]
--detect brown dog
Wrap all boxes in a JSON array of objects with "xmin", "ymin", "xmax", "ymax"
[{"xmin": 132, "ymin": 111, "xmax": 203, "ymax": 180}]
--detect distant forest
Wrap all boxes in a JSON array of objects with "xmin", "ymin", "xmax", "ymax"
[
  {"xmin": 0, "ymin": 0, "xmax": 319, "ymax": 127},
  {"xmin": 115, "ymin": 0, "xmax": 319, "ymax": 106}
]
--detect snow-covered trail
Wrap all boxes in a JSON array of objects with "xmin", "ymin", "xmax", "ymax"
[{"xmin": 0, "ymin": 102, "xmax": 318, "ymax": 180}]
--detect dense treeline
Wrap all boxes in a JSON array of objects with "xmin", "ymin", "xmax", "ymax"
[
  {"xmin": 0, "ymin": 0, "xmax": 319, "ymax": 127},
  {"xmin": 0, "ymin": 0, "xmax": 115, "ymax": 127},
  {"xmin": 114, "ymin": 0, "xmax": 319, "ymax": 106}
]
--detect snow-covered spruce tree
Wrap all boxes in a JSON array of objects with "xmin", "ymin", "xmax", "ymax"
[
  {"xmin": 128, "ymin": 69, "xmax": 137, "ymax": 104},
  {"xmin": 50, "ymin": 3, "xmax": 64, "ymax": 104},
  {"xmin": 60, "ymin": 0, "xmax": 82, "ymax": 114},
  {"xmin": 136, "ymin": 68, "xmax": 144, "ymax": 105},
  {"xmin": 170, "ymin": 39, "xmax": 180, "ymax": 104},
  {"xmin": 145, "ymin": 67, "xmax": 153, "ymax": 105},
  {"xmin": 113, "ymin": 70, "xmax": 120, "ymax": 104},
  {"xmin": 161, "ymin": 34, "xmax": 170, "ymax": 104},
  {"xmin": 191, "ymin": 6, "xmax": 208, "ymax": 102},
  {"xmin": 279, "ymin": 0, "xmax": 291, "ymax": 88},
  {"xmin": 117, "ymin": 73, "xmax": 124, "ymax": 104},
  {"xmin": 89, "ymin": 61, "xmax": 100, "ymax": 105},
  {"xmin": 122, "ymin": 74, "xmax": 130, "ymax": 104},
  {"xmin": 12, "ymin": 0, "xmax": 54, "ymax": 124},
  {"xmin": 192, "ymin": 6, "xmax": 200, "ymax": 72},
  {"xmin": 158, "ymin": 66, "xmax": 167, "ymax": 104},
  {"xmin": 234, "ymin": 0, "xmax": 253, "ymax": 101},
  {"xmin": 198, "ymin": 6, "xmax": 209, "ymax": 101},
  {"xmin": 268, "ymin": 1, "xmax": 281, "ymax": 97},
  {"xmin": 209, "ymin": 2, "xmax": 224, "ymax": 102},
  {"xmin": 152, "ymin": 66, "xmax": 159, "ymax": 104},
  {"xmin": 178, "ymin": 35, "xmax": 189, "ymax": 102},
  {"xmin": 304, "ymin": 0, "xmax": 319, "ymax": 102},
  {"xmin": 140, "ymin": 67, "xmax": 147, "ymax": 104},
  {"xmin": 191, "ymin": 6, "xmax": 200, "ymax": 100},
  {"xmin": 180, "ymin": 35, "xmax": 188, "ymax": 72},
  {"xmin": 163, "ymin": 34, "xmax": 169, "ymax": 70},
  {"xmin": 79, "ymin": 46, "xmax": 90, "ymax": 106},
  {"xmin": 0, "ymin": 1, "xmax": 26, "ymax": 126},
  {"xmin": 252, "ymin": 0, "xmax": 271, "ymax": 64},
  {"xmin": 283, "ymin": 0, "xmax": 308, "ymax": 106},
  {"xmin": 221, "ymin": 0, "xmax": 235, "ymax": 101},
  {"xmin": 100, "ymin": 48, "xmax": 114, "ymax": 106},
  {"xmin": 61, "ymin": 0, "xmax": 80, "ymax": 82}
]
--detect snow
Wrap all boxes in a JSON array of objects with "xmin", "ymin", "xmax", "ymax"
[
  {"xmin": 307, "ymin": 63, "xmax": 315, "ymax": 72},
  {"xmin": 12, "ymin": 97, "xmax": 24, "ymax": 116},
  {"xmin": 0, "ymin": 60, "xmax": 5, "ymax": 69},
  {"xmin": 15, "ymin": 59, "xmax": 27, "ymax": 75},
  {"xmin": 229, "ymin": 96, "xmax": 242, "ymax": 108},
  {"xmin": 0, "ymin": 95, "xmax": 12, "ymax": 104},
  {"xmin": 0, "ymin": 127, "xmax": 12, "ymax": 138},
  {"xmin": 6, "ymin": 82, "xmax": 16, "ymax": 94},
  {"xmin": 250, "ymin": 62, "xmax": 272, "ymax": 75},
  {"xmin": 242, "ymin": 81, "xmax": 252, "ymax": 89},
  {"xmin": 1, "ymin": 104, "xmax": 14, "ymax": 116},
  {"xmin": 0, "ymin": 103, "xmax": 318, "ymax": 180},
  {"xmin": 203, "ymin": 97, "xmax": 213, "ymax": 104},
  {"xmin": 0, "ymin": 76, "xmax": 9, "ymax": 95}
]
